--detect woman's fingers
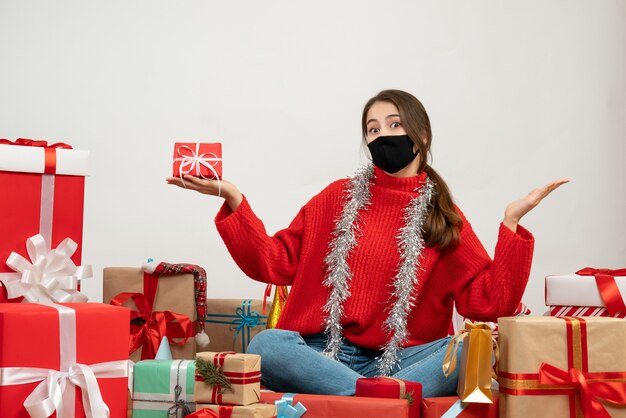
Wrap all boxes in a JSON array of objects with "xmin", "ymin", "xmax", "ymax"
[
  {"xmin": 537, "ymin": 178, "xmax": 570, "ymax": 202},
  {"xmin": 166, "ymin": 175, "xmax": 224, "ymax": 196}
]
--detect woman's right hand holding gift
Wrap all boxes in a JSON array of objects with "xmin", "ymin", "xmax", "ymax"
[{"xmin": 166, "ymin": 175, "xmax": 243, "ymax": 211}]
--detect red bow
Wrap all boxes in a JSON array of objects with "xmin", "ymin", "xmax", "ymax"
[
  {"xmin": 110, "ymin": 292, "xmax": 194, "ymax": 359},
  {"xmin": 187, "ymin": 407, "xmax": 234, "ymax": 418},
  {"xmin": 0, "ymin": 138, "xmax": 72, "ymax": 149},
  {"xmin": 539, "ymin": 362, "xmax": 626, "ymax": 418},
  {"xmin": 576, "ymin": 267, "xmax": 626, "ymax": 315},
  {"xmin": 185, "ymin": 410, "xmax": 219, "ymax": 418},
  {"xmin": 0, "ymin": 138, "xmax": 72, "ymax": 174}
]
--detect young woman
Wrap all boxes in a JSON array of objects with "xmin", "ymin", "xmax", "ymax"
[{"xmin": 167, "ymin": 89, "xmax": 567, "ymax": 397}]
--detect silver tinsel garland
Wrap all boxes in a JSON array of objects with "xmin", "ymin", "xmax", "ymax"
[
  {"xmin": 321, "ymin": 165, "xmax": 373, "ymax": 360},
  {"xmin": 321, "ymin": 164, "xmax": 434, "ymax": 375},
  {"xmin": 377, "ymin": 177, "xmax": 434, "ymax": 375}
]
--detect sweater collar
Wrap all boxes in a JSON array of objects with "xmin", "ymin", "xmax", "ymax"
[{"xmin": 372, "ymin": 166, "xmax": 428, "ymax": 192}]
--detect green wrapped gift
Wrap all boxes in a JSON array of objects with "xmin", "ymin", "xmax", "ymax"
[{"xmin": 132, "ymin": 359, "xmax": 196, "ymax": 418}]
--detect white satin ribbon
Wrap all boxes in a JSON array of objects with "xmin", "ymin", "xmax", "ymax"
[
  {"xmin": 174, "ymin": 143, "xmax": 222, "ymax": 195},
  {"xmin": 0, "ymin": 305, "xmax": 131, "ymax": 418},
  {"xmin": 40, "ymin": 174, "xmax": 55, "ymax": 251},
  {"xmin": 3, "ymin": 234, "xmax": 91, "ymax": 303},
  {"xmin": 1, "ymin": 361, "xmax": 130, "ymax": 418}
]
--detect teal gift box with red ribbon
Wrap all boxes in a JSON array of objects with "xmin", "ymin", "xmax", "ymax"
[
  {"xmin": 0, "ymin": 138, "xmax": 89, "ymax": 295},
  {"xmin": 204, "ymin": 299, "xmax": 267, "ymax": 353}
]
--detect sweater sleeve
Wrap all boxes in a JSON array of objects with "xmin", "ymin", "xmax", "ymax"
[
  {"xmin": 214, "ymin": 196, "xmax": 304, "ymax": 286},
  {"xmin": 437, "ymin": 209, "xmax": 534, "ymax": 321}
]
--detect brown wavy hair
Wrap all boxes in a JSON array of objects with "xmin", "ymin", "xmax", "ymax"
[{"xmin": 361, "ymin": 89, "xmax": 462, "ymax": 250}]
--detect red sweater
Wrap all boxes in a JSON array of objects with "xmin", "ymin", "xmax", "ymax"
[{"xmin": 215, "ymin": 166, "xmax": 534, "ymax": 350}]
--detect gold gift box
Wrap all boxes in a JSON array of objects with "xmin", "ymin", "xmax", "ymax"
[
  {"xmin": 498, "ymin": 316, "xmax": 626, "ymax": 418},
  {"xmin": 196, "ymin": 403, "xmax": 276, "ymax": 418},
  {"xmin": 194, "ymin": 351, "xmax": 261, "ymax": 406},
  {"xmin": 103, "ymin": 267, "xmax": 197, "ymax": 361}
]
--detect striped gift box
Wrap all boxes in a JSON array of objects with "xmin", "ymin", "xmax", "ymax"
[{"xmin": 549, "ymin": 305, "xmax": 626, "ymax": 318}]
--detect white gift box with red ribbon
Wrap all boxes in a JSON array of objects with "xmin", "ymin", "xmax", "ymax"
[{"xmin": 545, "ymin": 268, "xmax": 626, "ymax": 315}]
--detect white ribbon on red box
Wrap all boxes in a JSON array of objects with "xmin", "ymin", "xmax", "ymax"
[
  {"xmin": 0, "ymin": 304, "xmax": 131, "ymax": 418},
  {"xmin": 174, "ymin": 143, "xmax": 222, "ymax": 195}
]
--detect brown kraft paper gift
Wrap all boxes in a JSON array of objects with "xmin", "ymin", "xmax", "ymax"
[
  {"xmin": 194, "ymin": 351, "xmax": 261, "ymax": 406},
  {"xmin": 498, "ymin": 316, "xmax": 626, "ymax": 418},
  {"xmin": 103, "ymin": 267, "xmax": 196, "ymax": 361},
  {"xmin": 204, "ymin": 299, "xmax": 267, "ymax": 353}
]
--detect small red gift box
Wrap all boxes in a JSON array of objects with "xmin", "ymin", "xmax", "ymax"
[
  {"xmin": 421, "ymin": 394, "xmax": 499, "ymax": 418},
  {"xmin": 0, "ymin": 303, "xmax": 131, "ymax": 417},
  {"xmin": 260, "ymin": 391, "xmax": 409, "ymax": 418},
  {"xmin": 173, "ymin": 142, "xmax": 222, "ymax": 180},
  {"xmin": 356, "ymin": 377, "xmax": 422, "ymax": 418},
  {"xmin": 0, "ymin": 139, "xmax": 88, "ymax": 283}
]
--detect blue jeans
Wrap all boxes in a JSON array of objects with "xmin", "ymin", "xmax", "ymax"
[{"xmin": 247, "ymin": 329, "xmax": 461, "ymax": 398}]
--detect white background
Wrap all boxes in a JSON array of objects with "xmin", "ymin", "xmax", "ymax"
[{"xmin": 1, "ymin": 0, "xmax": 624, "ymax": 316}]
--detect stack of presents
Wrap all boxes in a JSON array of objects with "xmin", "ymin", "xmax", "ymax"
[{"xmin": 1, "ymin": 137, "xmax": 625, "ymax": 417}]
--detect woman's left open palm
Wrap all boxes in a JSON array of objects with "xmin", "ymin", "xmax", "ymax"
[{"xmin": 504, "ymin": 179, "xmax": 570, "ymax": 230}]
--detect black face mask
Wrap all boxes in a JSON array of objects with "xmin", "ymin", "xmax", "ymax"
[{"xmin": 367, "ymin": 134, "xmax": 418, "ymax": 173}]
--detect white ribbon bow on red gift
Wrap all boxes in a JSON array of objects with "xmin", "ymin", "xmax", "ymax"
[
  {"xmin": 174, "ymin": 143, "xmax": 222, "ymax": 195},
  {"xmin": 0, "ymin": 361, "xmax": 131, "ymax": 418},
  {"xmin": 3, "ymin": 234, "xmax": 91, "ymax": 304},
  {"xmin": 0, "ymin": 304, "xmax": 132, "ymax": 418}
]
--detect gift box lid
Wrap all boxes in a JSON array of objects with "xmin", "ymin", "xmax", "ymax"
[
  {"xmin": 0, "ymin": 140, "xmax": 89, "ymax": 175},
  {"xmin": 545, "ymin": 274, "xmax": 626, "ymax": 307}
]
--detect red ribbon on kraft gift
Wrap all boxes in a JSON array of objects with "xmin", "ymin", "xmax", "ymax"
[
  {"xmin": 110, "ymin": 291, "xmax": 194, "ymax": 359},
  {"xmin": 499, "ymin": 317, "xmax": 626, "ymax": 418},
  {"xmin": 538, "ymin": 363, "xmax": 626, "ymax": 418},
  {"xmin": 194, "ymin": 352, "xmax": 261, "ymax": 404},
  {"xmin": 0, "ymin": 138, "xmax": 72, "ymax": 174},
  {"xmin": 576, "ymin": 267, "xmax": 626, "ymax": 315}
]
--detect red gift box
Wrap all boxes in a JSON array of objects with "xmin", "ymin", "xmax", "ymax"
[
  {"xmin": 260, "ymin": 391, "xmax": 409, "ymax": 418},
  {"xmin": 0, "ymin": 303, "xmax": 131, "ymax": 417},
  {"xmin": 173, "ymin": 142, "xmax": 222, "ymax": 180},
  {"xmin": 0, "ymin": 139, "xmax": 88, "ymax": 285},
  {"xmin": 356, "ymin": 377, "xmax": 422, "ymax": 418},
  {"xmin": 421, "ymin": 394, "xmax": 499, "ymax": 418}
]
